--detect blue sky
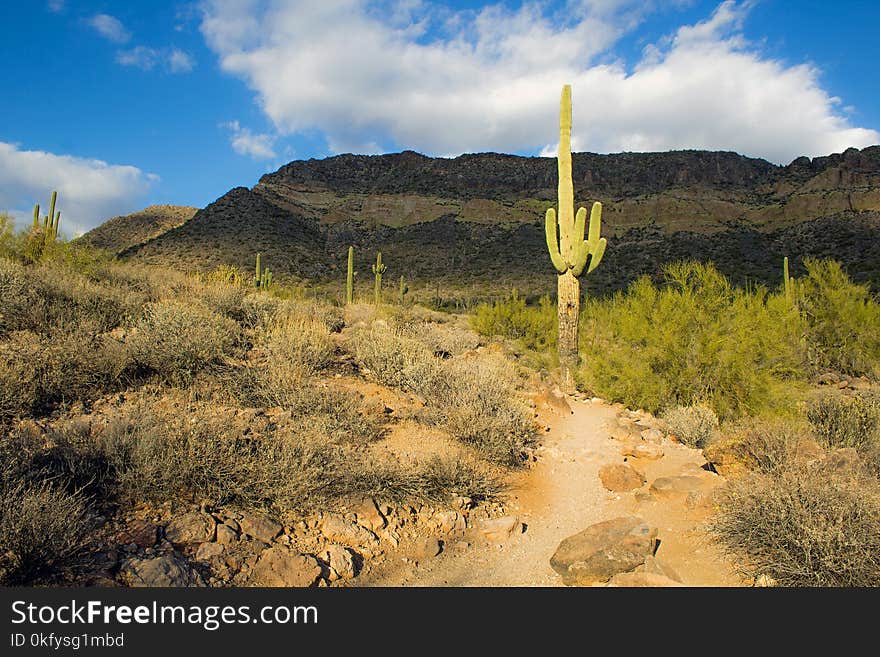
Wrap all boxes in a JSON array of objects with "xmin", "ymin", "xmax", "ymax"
[{"xmin": 1, "ymin": 0, "xmax": 878, "ymax": 235}]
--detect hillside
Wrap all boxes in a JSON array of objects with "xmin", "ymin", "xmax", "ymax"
[
  {"xmin": 90, "ymin": 146, "xmax": 880, "ymax": 295},
  {"xmin": 78, "ymin": 205, "xmax": 198, "ymax": 255}
]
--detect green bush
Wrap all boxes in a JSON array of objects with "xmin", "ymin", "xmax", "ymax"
[
  {"xmin": 471, "ymin": 292, "xmax": 556, "ymax": 351},
  {"xmin": 800, "ymin": 259, "xmax": 880, "ymax": 378},
  {"xmin": 578, "ymin": 262, "xmax": 804, "ymax": 419}
]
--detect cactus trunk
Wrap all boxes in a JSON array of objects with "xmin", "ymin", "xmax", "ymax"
[{"xmin": 346, "ymin": 246, "xmax": 354, "ymax": 304}]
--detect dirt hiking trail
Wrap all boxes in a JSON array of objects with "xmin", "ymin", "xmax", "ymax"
[{"xmin": 359, "ymin": 391, "xmax": 745, "ymax": 587}]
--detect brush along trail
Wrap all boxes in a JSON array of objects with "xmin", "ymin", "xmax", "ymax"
[{"xmin": 357, "ymin": 388, "xmax": 744, "ymax": 587}]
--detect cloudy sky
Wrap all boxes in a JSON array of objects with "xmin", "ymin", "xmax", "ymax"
[{"xmin": 2, "ymin": 1, "xmax": 878, "ymax": 235}]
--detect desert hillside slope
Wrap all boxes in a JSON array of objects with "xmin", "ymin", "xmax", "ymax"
[{"xmin": 88, "ymin": 146, "xmax": 880, "ymax": 293}]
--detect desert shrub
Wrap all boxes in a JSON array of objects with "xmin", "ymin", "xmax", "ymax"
[
  {"xmin": 711, "ymin": 463, "xmax": 880, "ymax": 586},
  {"xmin": 471, "ymin": 293, "xmax": 556, "ymax": 351},
  {"xmin": 241, "ymin": 293, "xmax": 281, "ymax": 328},
  {"xmin": 128, "ymin": 300, "xmax": 239, "ymax": 381},
  {"xmin": 0, "ymin": 480, "xmax": 89, "ymax": 585},
  {"xmin": 275, "ymin": 299, "xmax": 345, "ymax": 333},
  {"xmin": 662, "ymin": 404, "xmax": 719, "ymax": 448},
  {"xmin": 350, "ymin": 324, "xmax": 443, "ymax": 393},
  {"xmin": 579, "ymin": 262, "xmax": 804, "ymax": 419},
  {"xmin": 0, "ymin": 258, "xmax": 34, "ymax": 334},
  {"xmin": 0, "ymin": 213, "xmax": 14, "ymax": 257},
  {"xmin": 800, "ymin": 259, "xmax": 880, "ymax": 377},
  {"xmin": 398, "ymin": 320, "xmax": 480, "ymax": 357},
  {"xmin": 807, "ymin": 392, "xmax": 880, "ymax": 451},
  {"xmin": 425, "ymin": 355, "xmax": 535, "ymax": 466},
  {"xmin": 195, "ymin": 281, "xmax": 248, "ymax": 321},
  {"xmin": 257, "ymin": 315, "xmax": 336, "ymax": 377},
  {"xmin": 708, "ymin": 417, "xmax": 819, "ymax": 475},
  {"xmin": 0, "ymin": 330, "xmax": 130, "ymax": 419}
]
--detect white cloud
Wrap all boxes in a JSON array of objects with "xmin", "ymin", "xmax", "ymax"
[
  {"xmin": 88, "ymin": 13, "xmax": 131, "ymax": 44},
  {"xmin": 0, "ymin": 142, "xmax": 158, "ymax": 237},
  {"xmin": 222, "ymin": 121, "xmax": 277, "ymax": 159},
  {"xmin": 116, "ymin": 46, "xmax": 160, "ymax": 70},
  {"xmin": 47, "ymin": 0, "xmax": 65, "ymax": 13},
  {"xmin": 116, "ymin": 46, "xmax": 196, "ymax": 73},
  {"xmin": 199, "ymin": 0, "xmax": 878, "ymax": 163},
  {"xmin": 168, "ymin": 48, "xmax": 196, "ymax": 72}
]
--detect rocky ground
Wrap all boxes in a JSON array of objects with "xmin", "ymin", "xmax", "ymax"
[{"xmin": 33, "ymin": 378, "xmax": 748, "ymax": 588}]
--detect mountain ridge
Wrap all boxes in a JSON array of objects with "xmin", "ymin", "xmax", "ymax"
[{"xmin": 81, "ymin": 146, "xmax": 880, "ymax": 295}]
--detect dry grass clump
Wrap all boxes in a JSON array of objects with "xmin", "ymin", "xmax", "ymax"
[
  {"xmin": 128, "ymin": 300, "xmax": 240, "ymax": 382},
  {"xmin": 662, "ymin": 404, "xmax": 719, "ymax": 448},
  {"xmin": 426, "ymin": 354, "xmax": 535, "ymax": 466},
  {"xmin": 709, "ymin": 415, "xmax": 880, "ymax": 586}
]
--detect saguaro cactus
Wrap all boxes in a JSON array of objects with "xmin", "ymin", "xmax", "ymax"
[
  {"xmin": 32, "ymin": 191, "xmax": 61, "ymax": 241},
  {"xmin": 346, "ymin": 246, "xmax": 354, "ymax": 304},
  {"xmin": 372, "ymin": 252, "xmax": 386, "ymax": 305},
  {"xmin": 545, "ymin": 85, "xmax": 606, "ymax": 376},
  {"xmin": 783, "ymin": 256, "xmax": 795, "ymax": 303},
  {"xmin": 254, "ymin": 253, "xmax": 262, "ymax": 288},
  {"xmin": 399, "ymin": 275, "xmax": 408, "ymax": 305}
]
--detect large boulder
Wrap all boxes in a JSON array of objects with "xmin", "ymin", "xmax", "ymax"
[
  {"xmin": 247, "ymin": 548, "xmax": 322, "ymax": 587},
  {"xmin": 550, "ymin": 517, "xmax": 658, "ymax": 586},
  {"xmin": 120, "ymin": 555, "xmax": 205, "ymax": 587}
]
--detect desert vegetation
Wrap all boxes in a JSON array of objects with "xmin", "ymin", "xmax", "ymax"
[
  {"xmin": 472, "ymin": 255, "xmax": 880, "ymax": 586},
  {"xmin": 0, "ymin": 224, "xmax": 519, "ymax": 585}
]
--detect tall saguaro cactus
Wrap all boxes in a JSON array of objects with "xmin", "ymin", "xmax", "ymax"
[
  {"xmin": 545, "ymin": 85, "xmax": 606, "ymax": 377},
  {"xmin": 372, "ymin": 252, "xmax": 386, "ymax": 305},
  {"xmin": 346, "ymin": 246, "xmax": 354, "ymax": 304}
]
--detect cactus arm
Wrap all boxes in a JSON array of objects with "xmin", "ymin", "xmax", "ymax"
[
  {"xmin": 33, "ymin": 204, "xmax": 40, "ymax": 228},
  {"xmin": 587, "ymin": 202, "xmax": 602, "ymax": 245},
  {"xmin": 48, "ymin": 191, "xmax": 57, "ymax": 232},
  {"xmin": 53, "ymin": 211, "xmax": 60, "ymax": 239},
  {"xmin": 545, "ymin": 208, "xmax": 567, "ymax": 273},
  {"xmin": 586, "ymin": 237, "xmax": 606, "ymax": 274}
]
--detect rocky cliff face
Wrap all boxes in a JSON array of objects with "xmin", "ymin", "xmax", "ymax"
[{"xmin": 89, "ymin": 146, "xmax": 880, "ymax": 294}]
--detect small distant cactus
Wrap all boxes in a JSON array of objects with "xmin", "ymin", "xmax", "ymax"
[
  {"xmin": 783, "ymin": 256, "xmax": 798, "ymax": 304},
  {"xmin": 372, "ymin": 252, "xmax": 386, "ymax": 305},
  {"xmin": 399, "ymin": 275, "xmax": 408, "ymax": 305},
  {"xmin": 254, "ymin": 253, "xmax": 272, "ymax": 291},
  {"xmin": 32, "ymin": 191, "xmax": 61, "ymax": 242},
  {"xmin": 346, "ymin": 246, "xmax": 354, "ymax": 304}
]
